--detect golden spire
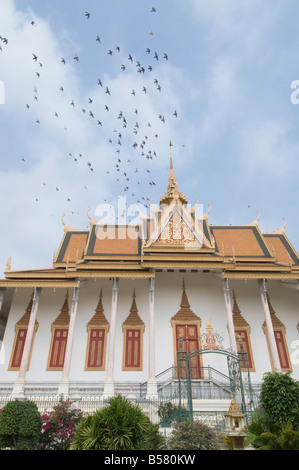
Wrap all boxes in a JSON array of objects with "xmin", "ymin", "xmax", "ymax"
[
  {"xmin": 160, "ymin": 141, "xmax": 188, "ymax": 206},
  {"xmin": 180, "ymin": 278, "xmax": 190, "ymax": 309},
  {"xmin": 122, "ymin": 289, "xmax": 145, "ymax": 327},
  {"xmin": 87, "ymin": 289, "xmax": 110, "ymax": 328},
  {"xmin": 170, "ymin": 140, "xmax": 174, "ymax": 178}
]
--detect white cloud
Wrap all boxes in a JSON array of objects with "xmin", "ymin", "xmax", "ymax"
[
  {"xmin": 239, "ymin": 119, "xmax": 298, "ymax": 177},
  {"xmin": 0, "ymin": 0, "xmax": 196, "ymax": 274}
]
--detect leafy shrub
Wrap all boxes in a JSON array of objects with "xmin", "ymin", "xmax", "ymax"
[
  {"xmin": 71, "ymin": 394, "xmax": 164, "ymax": 450},
  {"xmin": 0, "ymin": 399, "xmax": 42, "ymax": 450},
  {"xmin": 158, "ymin": 401, "xmax": 188, "ymax": 424},
  {"xmin": 168, "ymin": 419, "xmax": 219, "ymax": 450},
  {"xmin": 37, "ymin": 397, "xmax": 83, "ymax": 450}
]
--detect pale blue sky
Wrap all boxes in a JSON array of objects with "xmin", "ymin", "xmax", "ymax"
[{"xmin": 1, "ymin": 0, "xmax": 299, "ymax": 273}]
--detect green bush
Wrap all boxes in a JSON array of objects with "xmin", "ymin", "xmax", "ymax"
[
  {"xmin": 0, "ymin": 399, "xmax": 42, "ymax": 450},
  {"xmin": 71, "ymin": 395, "xmax": 164, "ymax": 450},
  {"xmin": 168, "ymin": 419, "xmax": 219, "ymax": 450},
  {"xmin": 158, "ymin": 401, "xmax": 188, "ymax": 425}
]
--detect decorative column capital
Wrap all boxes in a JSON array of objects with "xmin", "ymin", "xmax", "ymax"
[
  {"xmin": 258, "ymin": 279, "xmax": 268, "ymax": 303},
  {"xmin": 33, "ymin": 287, "xmax": 42, "ymax": 303},
  {"xmin": 72, "ymin": 284, "xmax": 80, "ymax": 303}
]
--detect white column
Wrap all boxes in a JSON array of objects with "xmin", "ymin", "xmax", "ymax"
[
  {"xmin": 146, "ymin": 277, "xmax": 158, "ymax": 398},
  {"xmin": 0, "ymin": 288, "xmax": 5, "ymax": 311},
  {"xmin": 58, "ymin": 283, "xmax": 80, "ymax": 396},
  {"xmin": 12, "ymin": 287, "xmax": 42, "ymax": 398},
  {"xmin": 258, "ymin": 279, "xmax": 281, "ymax": 372},
  {"xmin": 103, "ymin": 277, "xmax": 119, "ymax": 397},
  {"xmin": 222, "ymin": 277, "xmax": 238, "ymax": 354}
]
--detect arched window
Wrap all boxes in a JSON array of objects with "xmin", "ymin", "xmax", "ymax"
[
  {"xmin": 8, "ymin": 292, "xmax": 39, "ymax": 370},
  {"xmin": 122, "ymin": 290, "xmax": 145, "ymax": 371},
  {"xmin": 171, "ymin": 280, "xmax": 202, "ymax": 379},
  {"xmin": 47, "ymin": 291, "xmax": 69, "ymax": 370},
  {"xmin": 85, "ymin": 290, "xmax": 110, "ymax": 370}
]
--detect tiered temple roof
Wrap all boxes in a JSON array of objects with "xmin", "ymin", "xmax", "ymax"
[{"xmin": 2, "ymin": 146, "xmax": 299, "ymax": 287}]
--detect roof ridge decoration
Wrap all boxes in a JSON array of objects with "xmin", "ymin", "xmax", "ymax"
[
  {"xmin": 267, "ymin": 217, "xmax": 287, "ymax": 235},
  {"xmin": 87, "ymin": 207, "xmax": 97, "ymax": 226},
  {"xmin": 61, "ymin": 213, "xmax": 77, "ymax": 232},
  {"xmin": 247, "ymin": 210, "xmax": 261, "ymax": 227},
  {"xmin": 5, "ymin": 256, "xmax": 11, "ymax": 272}
]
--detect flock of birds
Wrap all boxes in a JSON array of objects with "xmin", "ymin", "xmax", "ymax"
[{"xmin": 1, "ymin": 6, "xmax": 181, "ymax": 225}]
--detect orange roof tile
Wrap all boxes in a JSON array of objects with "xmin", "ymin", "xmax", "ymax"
[
  {"xmin": 263, "ymin": 234, "xmax": 299, "ymax": 266},
  {"xmin": 87, "ymin": 225, "xmax": 140, "ymax": 256},
  {"xmin": 210, "ymin": 226, "xmax": 271, "ymax": 257},
  {"xmin": 56, "ymin": 231, "xmax": 89, "ymax": 263}
]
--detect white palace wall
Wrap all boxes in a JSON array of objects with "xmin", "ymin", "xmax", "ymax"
[{"xmin": 1, "ymin": 271, "xmax": 299, "ymax": 387}]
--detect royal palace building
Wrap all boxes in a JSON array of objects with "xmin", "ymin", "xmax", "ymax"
[{"xmin": 0, "ymin": 153, "xmax": 299, "ymax": 411}]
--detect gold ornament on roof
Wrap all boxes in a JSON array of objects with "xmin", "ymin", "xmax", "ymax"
[
  {"xmin": 5, "ymin": 256, "xmax": 11, "ymax": 272},
  {"xmin": 160, "ymin": 141, "xmax": 188, "ymax": 206}
]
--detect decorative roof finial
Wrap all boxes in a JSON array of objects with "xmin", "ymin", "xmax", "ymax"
[
  {"xmin": 170, "ymin": 140, "xmax": 174, "ymax": 177},
  {"xmin": 5, "ymin": 256, "xmax": 11, "ymax": 272},
  {"xmin": 160, "ymin": 141, "xmax": 188, "ymax": 206}
]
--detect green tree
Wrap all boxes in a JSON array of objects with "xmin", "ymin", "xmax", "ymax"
[
  {"xmin": 168, "ymin": 419, "xmax": 219, "ymax": 450},
  {"xmin": 260, "ymin": 372, "xmax": 299, "ymax": 429},
  {"xmin": 71, "ymin": 395, "xmax": 164, "ymax": 450},
  {"xmin": 0, "ymin": 399, "xmax": 42, "ymax": 450},
  {"xmin": 37, "ymin": 397, "xmax": 83, "ymax": 450},
  {"xmin": 243, "ymin": 372, "xmax": 299, "ymax": 450}
]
